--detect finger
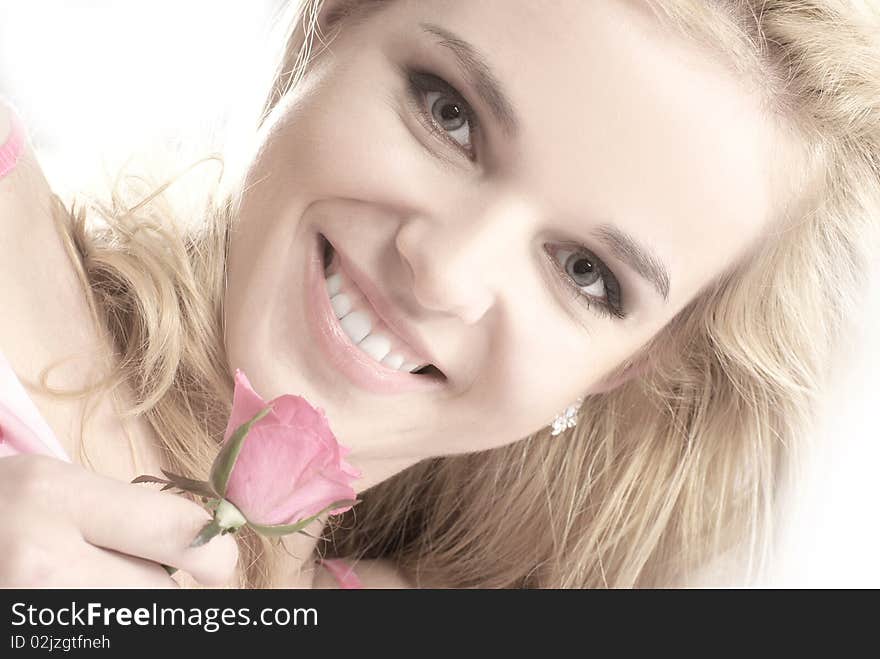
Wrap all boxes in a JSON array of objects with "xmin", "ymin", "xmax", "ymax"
[
  {"xmin": 63, "ymin": 546, "xmax": 180, "ymax": 588},
  {"xmin": 46, "ymin": 461, "xmax": 240, "ymax": 586},
  {"xmin": 0, "ymin": 517, "xmax": 176, "ymax": 588},
  {"xmin": 83, "ymin": 546, "xmax": 180, "ymax": 588}
]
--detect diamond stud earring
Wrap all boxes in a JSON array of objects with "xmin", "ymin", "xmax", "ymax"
[{"xmin": 550, "ymin": 396, "xmax": 585, "ymax": 436}]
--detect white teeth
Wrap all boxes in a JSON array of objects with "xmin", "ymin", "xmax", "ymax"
[
  {"xmin": 330, "ymin": 293, "xmax": 352, "ymax": 319},
  {"xmin": 326, "ymin": 273, "xmax": 342, "ymax": 296},
  {"xmin": 358, "ymin": 333, "xmax": 392, "ymax": 362},
  {"xmin": 324, "ymin": 266, "xmax": 435, "ymax": 375},
  {"xmin": 339, "ymin": 310, "xmax": 372, "ymax": 344},
  {"xmin": 380, "ymin": 352, "xmax": 405, "ymax": 370}
]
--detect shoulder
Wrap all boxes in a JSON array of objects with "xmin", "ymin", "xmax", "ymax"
[
  {"xmin": 0, "ymin": 102, "xmax": 75, "ymax": 307},
  {"xmin": 312, "ymin": 558, "xmax": 417, "ymax": 589},
  {"xmin": 0, "ymin": 100, "xmax": 80, "ymax": 298},
  {"xmin": 0, "ymin": 101, "xmax": 56, "ymax": 241},
  {"xmin": 0, "ymin": 100, "xmax": 101, "ymax": 380}
]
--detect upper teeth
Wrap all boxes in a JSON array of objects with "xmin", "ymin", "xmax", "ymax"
[{"xmin": 324, "ymin": 269, "xmax": 431, "ymax": 374}]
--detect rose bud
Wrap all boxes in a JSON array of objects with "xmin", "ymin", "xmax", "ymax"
[{"xmin": 207, "ymin": 370, "xmax": 361, "ymax": 538}]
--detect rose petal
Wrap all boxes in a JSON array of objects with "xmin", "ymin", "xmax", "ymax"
[
  {"xmin": 221, "ymin": 370, "xmax": 360, "ymax": 527},
  {"xmin": 224, "ymin": 425, "xmax": 314, "ymax": 520},
  {"xmin": 337, "ymin": 445, "xmax": 363, "ymax": 479},
  {"xmin": 268, "ymin": 472, "xmax": 357, "ymax": 522},
  {"xmin": 223, "ymin": 370, "xmax": 281, "ymax": 444},
  {"xmin": 225, "ymin": 426, "xmax": 350, "ymax": 525},
  {"xmin": 248, "ymin": 434, "xmax": 330, "ymax": 522},
  {"xmin": 268, "ymin": 395, "xmax": 340, "ymax": 453}
]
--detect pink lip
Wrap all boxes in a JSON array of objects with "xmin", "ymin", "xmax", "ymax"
[{"xmin": 306, "ymin": 232, "xmax": 446, "ymax": 395}]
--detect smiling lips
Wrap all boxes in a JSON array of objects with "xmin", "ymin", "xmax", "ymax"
[
  {"xmin": 323, "ymin": 248, "xmax": 432, "ymax": 373},
  {"xmin": 305, "ymin": 231, "xmax": 446, "ymax": 395}
]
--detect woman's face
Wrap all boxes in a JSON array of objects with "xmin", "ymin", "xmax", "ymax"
[{"xmin": 225, "ymin": 0, "xmax": 785, "ymax": 474}]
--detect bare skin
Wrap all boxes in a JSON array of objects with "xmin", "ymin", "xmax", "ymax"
[
  {"xmin": 0, "ymin": 120, "xmax": 351, "ymax": 588},
  {"xmin": 226, "ymin": 0, "xmax": 786, "ymax": 488},
  {"xmin": 0, "ymin": 0, "xmax": 793, "ymax": 587}
]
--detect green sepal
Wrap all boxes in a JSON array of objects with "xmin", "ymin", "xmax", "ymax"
[
  {"xmin": 209, "ymin": 405, "xmax": 273, "ymax": 498},
  {"xmin": 214, "ymin": 499, "xmax": 247, "ymax": 531},
  {"xmin": 162, "ymin": 564, "xmax": 178, "ymax": 576},
  {"xmin": 190, "ymin": 519, "xmax": 224, "ymax": 548},
  {"xmin": 295, "ymin": 529, "xmax": 322, "ymax": 540},
  {"xmin": 161, "ymin": 469, "xmax": 217, "ymax": 498},
  {"xmin": 131, "ymin": 470, "xmax": 216, "ymax": 499},
  {"xmin": 248, "ymin": 499, "xmax": 360, "ymax": 537},
  {"xmin": 132, "ymin": 474, "xmax": 170, "ymax": 486}
]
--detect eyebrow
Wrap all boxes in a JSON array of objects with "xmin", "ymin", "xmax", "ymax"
[
  {"xmin": 419, "ymin": 22, "xmax": 520, "ymax": 138},
  {"xmin": 591, "ymin": 223, "xmax": 671, "ymax": 302},
  {"xmin": 417, "ymin": 23, "xmax": 670, "ymax": 303}
]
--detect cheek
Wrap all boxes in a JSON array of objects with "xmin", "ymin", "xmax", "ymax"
[
  {"xmin": 247, "ymin": 62, "xmax": 434, "ymax": 216},
  {"xmin": 226, "ymin": 63, "xmax": 418, "ymax": 325},
  {"xmin": 462, "ymin": 302, "xmax": 640, "ymax": 446}
]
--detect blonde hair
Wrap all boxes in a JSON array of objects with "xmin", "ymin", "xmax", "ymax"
[{"xmin": 42, "ymin": 0, "xmax": 880, "ymax": 587}]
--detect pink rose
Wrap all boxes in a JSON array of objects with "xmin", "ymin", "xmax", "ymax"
[
  {"xmin": 213, "ymin": 370, "xmax": 361, "ymax": 529},
  {"xmin": 133, "ymin": 368, "xmax": 360, "ymax": 548}
]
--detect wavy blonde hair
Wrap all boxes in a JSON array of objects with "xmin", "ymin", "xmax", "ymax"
[{"xmin": 42, "ymin": 0, "xmax": 880, "ymax": 588}]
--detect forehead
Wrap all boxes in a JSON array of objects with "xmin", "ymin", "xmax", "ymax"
[{"xmin": 375, "ymin": 0, "xmax": 783, "ymax": 310}]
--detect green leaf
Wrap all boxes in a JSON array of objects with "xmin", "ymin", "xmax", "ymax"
[
  {"xmin": 248, "ymin": 499, "xmax": 360, "ymax": 537},
  {"xmin": 209, "ymin": 405, "xmax": 273, "ymax": 498},
  {"xmin": 162, "ymin": 564, "xmax": 178, "ymax": 576},
  {"xmin": 190, "ymin": 519, "xmax": 224, "ymax": 548}
]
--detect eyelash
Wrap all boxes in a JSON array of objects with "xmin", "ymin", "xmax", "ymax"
[
  {"xmin": 545, "ymin": 244, "xmax": 626, "ymax": 320},
  {"xmin": 404, "ymin": 67, "xmax": 481, "ymax": 161},
  {"xmin": 401, "ymin": 66, "xmax": 625, "ymax": 321}
]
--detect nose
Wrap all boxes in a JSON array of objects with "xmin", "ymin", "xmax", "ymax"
[{"xmin": 394, "ymin": 195, "xmax": 530, "ymax": 325}]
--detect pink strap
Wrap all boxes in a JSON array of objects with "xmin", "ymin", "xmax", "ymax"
[
  {"xmin": 318, "ymin": 558, "xmax": 363, "ymax": 589},
  {"xmin": 0, "ymin": 102, "xmax": 26, "ymax": 179},
  {"xmin": 0, "ymin": 103, "xmax": 70, "ymax": 463},
  {"xmin": 0, "ymin": 350, "xmax": 70, "ymax": 461}
]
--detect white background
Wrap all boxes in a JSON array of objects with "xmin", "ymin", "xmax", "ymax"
[{"xmin": 2, "ymin": 0, "xmax": 877, "ymax": 587}]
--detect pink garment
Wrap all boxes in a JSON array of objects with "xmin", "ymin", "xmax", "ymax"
[
  {"xmin": 318, "ymin": 558, "xmax": 364, "ymax": 589},
  {"xmin": 0, "ymin": 352, "xmax": 70, "ymax": 461},
  {"xmin": 0, "ymin": 100, "xmax": 70, "ymax": 462},
  {"xmin": 0, "ymin": 99, "xmax": 25, "ymax": 179},
  {"xmin": 0, "ymin": 102, "xmax": 357, "ymax": 588}
]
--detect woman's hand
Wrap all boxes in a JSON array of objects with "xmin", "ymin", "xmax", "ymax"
[{"xmin": 0, "ymin": 454, "xmax": 239, "ymax": 587}]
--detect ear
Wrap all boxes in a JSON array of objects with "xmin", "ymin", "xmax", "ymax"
[{"xmin": 587, "ymin": 358, "xmax": 650, "ymax": 395}]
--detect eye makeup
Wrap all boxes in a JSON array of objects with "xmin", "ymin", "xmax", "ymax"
[
  {"xmin": 400, "ymin": 64, "xmax": 481, "ymax": 161},
  {"xmin": 393, "ymin": 57, "xmax": 628, "ymax": 323},
  {"xmin": 544, "ymin": 243, "xmax": 626, "ymax": 320}
]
